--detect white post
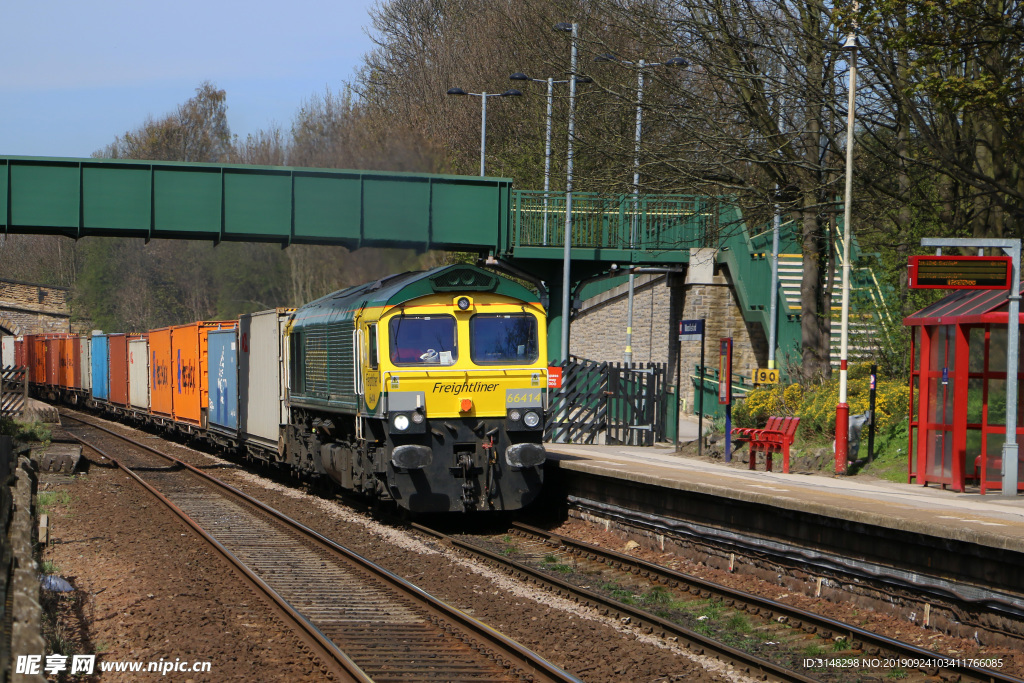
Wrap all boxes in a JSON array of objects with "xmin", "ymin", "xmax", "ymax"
[
  {"xmin": 479, "ymin": 93, "xmax": 487, "ymax": 177},
  {"xmin": 835, "ymin": 32, "xmax": 858, "ymax": 474},
  {"xmin": 559, "ymin": 23, "xmax": 578, "ymax": 361},
  {"xmin": 1004, "ymin": 243, "xmax": 1020, "ymax": 495},
  {"xmin": 625, "ymin": 62, "xmax": 645, "ymax": 364},
  {"xmin": 543, "ymin": 78, "xmax": 554, "ymax": 246}
]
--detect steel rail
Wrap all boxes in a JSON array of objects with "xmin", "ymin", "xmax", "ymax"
[
  {"xmin": 411, "ymin": 523, "xmax": 817, "ymax": 683},
  {"xmin": 62, "ymin": 412, "xmax": 579, "ymax": 683},
  {"xmin": 567, "ymin": 495, "xmax": 1024, "ymax": 634},
  {"xmin": 63, "ymin": 428, "xmax": 369, "ymax": 683},
  {"xmin": 509, "ymin": 522, "xmax": 1023, "ymax": 683}
]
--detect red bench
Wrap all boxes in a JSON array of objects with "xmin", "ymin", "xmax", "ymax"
[{"xmin": 731, "ymin": 416, "xmax": 800, "ymax": 473}]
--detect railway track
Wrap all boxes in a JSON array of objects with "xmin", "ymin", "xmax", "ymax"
[
  {"xmin": 423, "ymin": 522, "xmax": 1022, "ymax": 683},
  {"xmin": 61, "ymin": 413, "xmax": 579, "ymax": 683}
]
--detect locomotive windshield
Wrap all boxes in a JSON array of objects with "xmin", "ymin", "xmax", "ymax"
[
  {"xmin": 469, "ymin": 314, "xmax": 539, "ymax": 364},
  {"xmin": 388, "ymin": 315, "xmax": 458, "ymax": 365}
]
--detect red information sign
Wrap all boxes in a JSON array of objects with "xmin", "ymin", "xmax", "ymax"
[
  {"xmin": 908, "ymin": 255, "xmax": 1012, "ymax": 290},
  {"xmin": 547, "ymin": 366, "xmax": 563, "ymax": 389},
  {"xmin": 718, "ymin": 338, "xmax": 732, "ymax": 405}
]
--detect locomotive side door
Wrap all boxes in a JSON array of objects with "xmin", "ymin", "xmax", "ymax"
[{"xmin": 362, "ymin": 323, "xmax": 382, "ymax": 416}]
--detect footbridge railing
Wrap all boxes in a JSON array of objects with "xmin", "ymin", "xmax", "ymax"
[{"xmin": 511, "ymin": 191, "xmax": 718, "ymax": 253}]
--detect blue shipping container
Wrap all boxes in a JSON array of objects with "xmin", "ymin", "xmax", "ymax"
[
  {"xmin": 207, "ymin": 329, "xmax": 238, "ymax": 432},
  {"xmin": 91, "ymin": 334, "xmax": 109, "ymax": 401}
]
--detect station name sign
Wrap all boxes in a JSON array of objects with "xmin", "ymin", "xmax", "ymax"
[{"xmin": 908, "ymin": 255, "xmax": 1012, "ymax": 290}]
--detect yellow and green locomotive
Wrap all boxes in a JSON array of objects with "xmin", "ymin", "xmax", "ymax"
[{"xmin": 286, "ymin": 265, "xmax": 548, "ymax": 512}]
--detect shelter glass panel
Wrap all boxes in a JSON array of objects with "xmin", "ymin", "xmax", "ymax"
[
  {"xmin": 987, "ymin": 379, "xmax": 1007, "ymax": 425},
  {"xmin": 966, "ymin": 430, "xmax": 982, "ymax": 478},
  {"xmin": 968, "ymin": 327, "xmax": 985, "ymax": 372},
  {"xmin": 990, "ymin": 327, "xmax": 1007, "ymax": 372},
  {"xmin": 967, "ymin": 378, "xmax": 984, "ymax": 424},
  {"xmin": 985, "ymin": 432, "xmax": 1004, "ymax": 483}
]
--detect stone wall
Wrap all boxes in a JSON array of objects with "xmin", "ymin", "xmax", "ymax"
[
  {"xmin": 0, "ymin": 280, "xmax": 71, "ymax": 336},
  {"xmin": 1, "ymin": 438, "xmax": 48, "ymax": 683},
  {"xmin": 569, "ymin": 274, "xmax": 674, "ymax": 366},
  {"xmin": 568, "ymin": 249, "xmax": 768, "ymax": 415},
  {"xmin": 677, "ymin": 268, "xmax": 769, "ymax": 413}
]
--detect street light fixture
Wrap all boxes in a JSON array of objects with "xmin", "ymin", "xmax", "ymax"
[
  {"xmin": 835, "ymin": 28, "xmax": 859, "ymax": 475},
  {"xmin": 446, "ymin": 87, "xmax": 523, "ymax": 176},
  {"xmin": 510, "ymin": 71, "xmax": 592, "ymax": 246},
  {"xmin": 594, "ymin": 52, "xmax": 688, "ymax": 363}
]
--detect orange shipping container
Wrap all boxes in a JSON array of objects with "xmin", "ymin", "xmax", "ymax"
[
  {"xmin": 72, "ymin": 336, "xmax": 83, "ymax": 389},
  {"xmin": 28, "ymin": 336, "xmax": 45, "ymax": 384},
  {"xmin": 45, "ymin": 336, "xmax": 60, "ymax": 386},
  {"xmin": 149, "ymin": 328, "xmax": 173, "ymax": 417},
  {"xmin": 109, "ymin": 334, "xmax": 129, "ymax": 406},
  {"xmin": 170, "ymin": 322, "xmax": 236, "ymax": 426},
  {"xmin": 59, "ymin": 335, "xmax": 78, "ymax": 389}
]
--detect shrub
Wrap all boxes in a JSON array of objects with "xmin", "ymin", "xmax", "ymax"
[
  {"xmin": 734, "ymin": 363, "xmax": 909, "ymax": 436},
  {"xmin": 796, "ymin": 363, "xmax": 909, "ymax": 435}
]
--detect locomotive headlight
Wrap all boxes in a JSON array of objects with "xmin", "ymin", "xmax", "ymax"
[
  {"xmin": 411, "ymin": 411, "xmax": 425, "ymax": 424},
  {"xmin": 508, "ymin": 409, "xmax": 522, "ymax": 422},
  {"xmin": 523, "ymin": 411, "xmax": 541, "ymax": 428},
  {"xmin": 457, "ymin": 296, "xmax": 471, "ymax": 310},
  {"xmin": 393, "ymin": 414, "xmax": 410, "ymax": 431}
]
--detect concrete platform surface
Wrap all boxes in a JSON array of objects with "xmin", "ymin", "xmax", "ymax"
[{"xmin": 546, "ymin": 442, "xmax": 1024, "ymax": 553}]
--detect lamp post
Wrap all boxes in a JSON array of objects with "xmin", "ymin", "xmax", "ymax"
[
  {"xmin": 553, "ymin": 21, "xmax": 580, "ymax": 362},
  {"xmin": 509, "ymin": 71, "xmax": 591, "ymax": 245},
  {"xmin": 446, "ymin": 87, "xmax": 522, "ymax": 176},
  {"xmin": 835, "ymin": 29, "xmax": 859, "ymax": 475},
  {"xmin": 594, "ymin": 53, "xmax": 687, "ymax": 363}
]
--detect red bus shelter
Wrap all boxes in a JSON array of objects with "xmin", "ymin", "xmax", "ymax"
[{"xmin": 904, "ymin": 288, "xmax": 1024, "ymax": 493}]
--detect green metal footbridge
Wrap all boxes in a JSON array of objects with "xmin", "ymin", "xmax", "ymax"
[{"xmin": 1, "ymin": 156, "xmax": 888, "ymax": 364}]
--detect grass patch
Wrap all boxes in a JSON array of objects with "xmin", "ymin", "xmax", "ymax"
[
  {"xmin": 41, "ymin": 592, "xmax": 80, "ymax": 659},
  {"xmin": 38, "ymin": 490, "xmax": 71, "ymax": 512},
  {"xmin": 41, "ymin": 560, "xmax": 60, "ymax": 574},
  {"xmin": 727, "ymin": 613, "xmax": 752, "ymax": 633},
  {"xmin": 540, "ymin": 554, "xmax": 573, "ymax": 574},
  {"xmin": 499, "ymin": 535, "xmax": 519, "ymax": 556},
  {"xmin": 886, "ymin": 668, "xmax": 908, "ymax": 679},
  {"xmin": 0, "ymin": 418, "xmax": 52, "ymax": 443},
  {"xmin": 856, "ymin": 420, "xmax": 909, "ymax": 483},
  {"xmin": 637, "ymin": 586, "xmax": 672, "ymax": 607},
  {"xmin": 684, "ymin": 600, "xmax": 723, "ymax": 620}
]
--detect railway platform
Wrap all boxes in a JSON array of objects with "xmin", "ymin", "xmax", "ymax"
[{"xmin": 543, "ymin": 438, "xmax": 1024, "ymax": 602}]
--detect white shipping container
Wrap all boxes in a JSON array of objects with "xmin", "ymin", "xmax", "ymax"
[
  {"xmin": 239, "ymin": 309, "xmax": 290, "ymax": 449},
  {"xmin": 128, "ymin": 337, "xmax": 150, "ymax": 409},
  {"xmin": 80, "ymin": 338, "xmax": 92, "ymax": 392},
  {"xmin": 1, "ymin": 336, "xmax": 14, "ymax": 367}
]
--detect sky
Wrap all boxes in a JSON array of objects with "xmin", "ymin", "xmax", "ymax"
[{"xmin": 0, "ymin": 0, "xmax": 379, "ymax": 159}]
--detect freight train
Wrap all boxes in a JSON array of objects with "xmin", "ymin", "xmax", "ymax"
[{"xmin": 7, "ymin": 264, "xmax": 549, "ymax": 513}]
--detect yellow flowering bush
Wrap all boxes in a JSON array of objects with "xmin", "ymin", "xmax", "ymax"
[
  {"xmin": 732, "ymin": 382, "xmax": 800, "ymax": 427},
  {"xmin": 733, "ymin": 363, "xmax": 909, "ymax": 436},
  {"xmin": 797, "ymin": 363, "xmax": 909, "ymax": 434}
]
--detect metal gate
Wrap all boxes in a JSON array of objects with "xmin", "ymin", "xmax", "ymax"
[
  {"xmin": 545, "ymin": 357, "xmax": 667, "ymax": 446},
  {"xmin": 1, "ymin": 367, "xmax": 27, "ymax": 420}
]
